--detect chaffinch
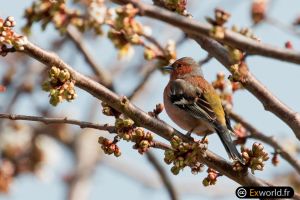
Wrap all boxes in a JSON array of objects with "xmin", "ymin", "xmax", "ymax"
[{"xmin": 163, "ymin": 57, "xmax": 244, "ymax": 163}]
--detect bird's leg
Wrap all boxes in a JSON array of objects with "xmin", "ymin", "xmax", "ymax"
[
  {"xmin": 185, "ymin": 128, "xmax": 195, "ymax": 137},
  {"xmin": 201, "ymin": 133, "xmax": 208, "ymax": 143}
]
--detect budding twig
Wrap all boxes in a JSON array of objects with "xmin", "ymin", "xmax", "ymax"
[
  {"xmin": 21, "ymin": 40, "xmax": 269, "ymax": 187},
  {"xmin": 111, "ymin": 0, "xmax": 300, "ymax": 64},
  {"xmin": 0, "ymin": 113, "xmax": 115, "ymax": 132},
  {"xmin": 229, "ymin": 111, "xmax": 300, "ymax": 174},
  {"xmin": 192, "ymin": 34, "xmax": 300, "ymax": 141}
]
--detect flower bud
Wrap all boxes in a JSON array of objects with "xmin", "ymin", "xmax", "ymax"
[
  {"xmin": 202, "ymin": 178, "xmax": 210, "ymax": 187},
  {"xmin": 171, "ymin": 166, "xmax": 180, "ymax": 175}
]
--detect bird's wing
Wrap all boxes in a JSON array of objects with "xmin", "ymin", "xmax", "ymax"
[
  {"xmin": 223, "ymin": 105, "xmax": 234, "ymax": 132},
  {"xmin": 168, "ymin": 79, "xmax": 217, "ymax": 123},
  {"xmin": 169, "ymin": 79, "xmax": 244, "ymax": 163}
]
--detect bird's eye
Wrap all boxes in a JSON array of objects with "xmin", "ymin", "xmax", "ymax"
[{"xmin": 172, "ymin": 62, "xmax": 182, "ymax": 69}]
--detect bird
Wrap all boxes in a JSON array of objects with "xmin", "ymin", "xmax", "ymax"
[{"xmin": 163, "ymin": 57, "xmax": 244, "ymax": 163}]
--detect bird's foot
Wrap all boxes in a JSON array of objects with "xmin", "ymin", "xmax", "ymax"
[
  {"xmin": 200, "ymin": 133, "xmax": 208, "ymax": 144},
  {"xmin": 185, "ymin": 128, "xmax": 195, "ymax": 137}
]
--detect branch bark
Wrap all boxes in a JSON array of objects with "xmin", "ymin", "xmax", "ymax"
[
  {"xmin": 128, "ymin": 34, "xmax": 188, "ymax": 101},
  {"xmin": 20, "ymin": 40, "xmax": 269, "ymax": 187},
  {"xmin": 127, "ymin": 62, "xmax": 157, "ymax": 101},
  {"xmin": 106, "ymin": 0, "xmax": 300, "ymax": 141},
  {"xmin": 68, "ymin": 129, "xmax": 102, "ymax": 200},
  {"xmin": 66, "ymin": 27, "xmax": 113, "ymax": 89},
  {"xmin": 229, "ymin": 111, "xmax": 300, "ymax": 174},
  {"xmin": 0, "ymin": 113, "xmax": 115, "ymax": 132},
  {"xmin": 0, "ymin": 112, "xmax": 171, "ymax": 151},
  {"xmin": 146, "ymin": 151, "xmax": 179, "ymax": 200},
  {"xmin": 111, "ymin": 0, "xmax": 300, "ymax": 65},
  {"xmin": 127, "ymin": 62, "xmax": 179, "ymax": 198},
  {"xmin": 192, "ymin": 34, "xmax": 300, "ymax": 141}
]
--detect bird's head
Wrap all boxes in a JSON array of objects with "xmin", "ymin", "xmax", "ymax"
[{"xmin": 163, "ymin": 57, "xmax": 203, "ymax": 80}]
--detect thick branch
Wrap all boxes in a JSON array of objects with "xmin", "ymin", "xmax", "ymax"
[
  {"xmin": 21, "ymin": 41, "xmax": 269, "ymax": 187},
  {"xmin": 192, "ymin": 34, "xmax": 300, "ymax": 141},
  {"xmin": 111, "ymin": 0, "xmax": 300, "ymax": 65},
  {"xmin": 24, "ymin": 41, "xmax": 188, "ymax": 141},
  {"xmin": 229, "ymin": 111, "xmax": 300, "ymax": 174},
  {"xmin": 107, "ymin": 0, "xmax": 300, "ymax": 140}
]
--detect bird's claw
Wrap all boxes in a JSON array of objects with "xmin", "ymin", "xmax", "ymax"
[
  {"xmin": 200, "ymin": 133, "xmax": 208, "ymax": 144},
  {"xmin": 185, "ymin": 128, "xmax": 194, "ymax": 137}
]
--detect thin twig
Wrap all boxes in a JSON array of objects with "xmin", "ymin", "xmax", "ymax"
[
  {"xmin": 191, "ymin": 34, "xmax": 300, "ymax": 141},
  {"xmin": 265, "ymin": 17, "xmax": 300, "ymax": 38},
  {"xmin": 68, "ymin": 129, "xmax": 101, "ymax": 200},
  {"xmin": 142, "ymin": 33, "xmax": 165, "ymax": 55},
  {"xmin": 128, "ymin": 35, "xmax": 188, "ymax": 101},
  {"xmin": 0, "ymin": 113, "xmax": 115, "ymax": 132},
  {"xmin": 110, "ymin": 1, "xmax": 300, "ymax": 142},
  {"xmin": 4, "ymin": 68, "xmax": 34, "ymax": 113},
  {"xmin": 21, "ymin": 40, "xmax": 273, "ymax": 187},
  {"xmin": 152, "ymin": 140, "xmax": 172, "ymax": 151},
  {"xmin": 66, "ymin": 27, "xmax": 113, "ymax": 89},
  {"xmin": 229, "ymin": 111, "xmax": 300, "ymax": 174},
  {"xmin": 61, "ymin": 27, "xmax": 177, "ymax": 199},
  {"xmin": 5, "ymin": 86, "xmax": 24, "ymax": 113},
  {"xmin": 199, "ymin": 54, "xmax": 212, "ymax": 65},
  {"xmin": 128, "ymin": 60, "xmax": 178, "ymax": 200},
  {"xmin": 106, "ymin": 22, "xmax": 165, "ymax": 57},
  {"xmin": 0, "ymin": 112, "xmax": 171, "ymax": 153},
  {"xmin": 127, "ymin": 62, "xmax": 157, "ymax": 100},
  {"xmin": 146, "ymin": 151, "xmax": 179, "ymax": 200},
  {"xmin": 111, "ymin": 0, "xmax": 300, "ymax": 65},
  {"xmin": 67, "ymin": 101, "xmax": 105, "ymax": 200}
]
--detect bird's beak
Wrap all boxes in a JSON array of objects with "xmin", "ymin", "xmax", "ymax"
[{"xmin": 162, "ymin": 66, "xmax": 173, "ymax": 72}]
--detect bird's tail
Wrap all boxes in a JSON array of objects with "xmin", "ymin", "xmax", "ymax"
[{"xmin": 214, "ymin": 124, "xmax": 245, "ymax": 164}]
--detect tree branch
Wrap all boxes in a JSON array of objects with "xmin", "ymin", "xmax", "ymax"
[
  {"xmin": 142, "ymin": 33, "xmax": 165, "ymax": 55},
  {"xmin": 191, "ymin": 34, "xmax": 300, "ymax": 141},
  {"xmin": 23, "ymin": 41, "xmax": 188, "ymax": 141},
  {"xmin": 128, "ymin": 34, "xmax": 188, "ymax": 101},
  {"xmin": 0, "ymin": 112, "xmax": 172, "ymax": 153},
  {"xmin": 0, "ymin": 113, "xmax": 115, "ymax": 132},
  {"xmin": 68, "ymin": 130, "xmax": 103, "ymax": 200},
  {"xmin": 229, "ymin": 111, "xmax": 300, "ymax": 174},
  {"xmin": 106, "ymin": 0, "xmax": 300, "ymax": 141},
  {"xmin": 265, "ymin": 17, "xmax": 300, "ymax": 38},
  {"xmin": 151, "ymin": 140, "xmax": 172, "ymax": 151},
  {"xmin": 127, "ymin": 62, "xmax": 158, "ymax": 101},
  {"xmin": 198, "ymin": 54, "xmax": 212, "ymax": 66},
  {"xmin": 20, "ymin": 40, "xmax": 269, "ymax": 187},
  {"xmin": 111, "ymin": 0, "xmax": 300, "ymax": 65},
  {"xmin": 146, "ymin": 151, "xmax": 179, "ymax": 200},
  {"xmin": 66, "ymin": 27, "xmax": 113, "ymax": 89}
]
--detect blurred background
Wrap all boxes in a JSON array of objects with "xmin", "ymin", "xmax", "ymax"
[{"xmin": 0, "ymin": 0, "xmax": 300, "ymax": 199}]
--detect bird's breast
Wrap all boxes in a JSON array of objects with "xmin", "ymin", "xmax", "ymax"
[{"xmin": 163, "ymin": 84, "xmax": 214, "ymax": 136}]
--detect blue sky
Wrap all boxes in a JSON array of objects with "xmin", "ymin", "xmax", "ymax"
[{"xmin": 1, "ymin": 0, "xmax": 300, "ymax": 199}]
